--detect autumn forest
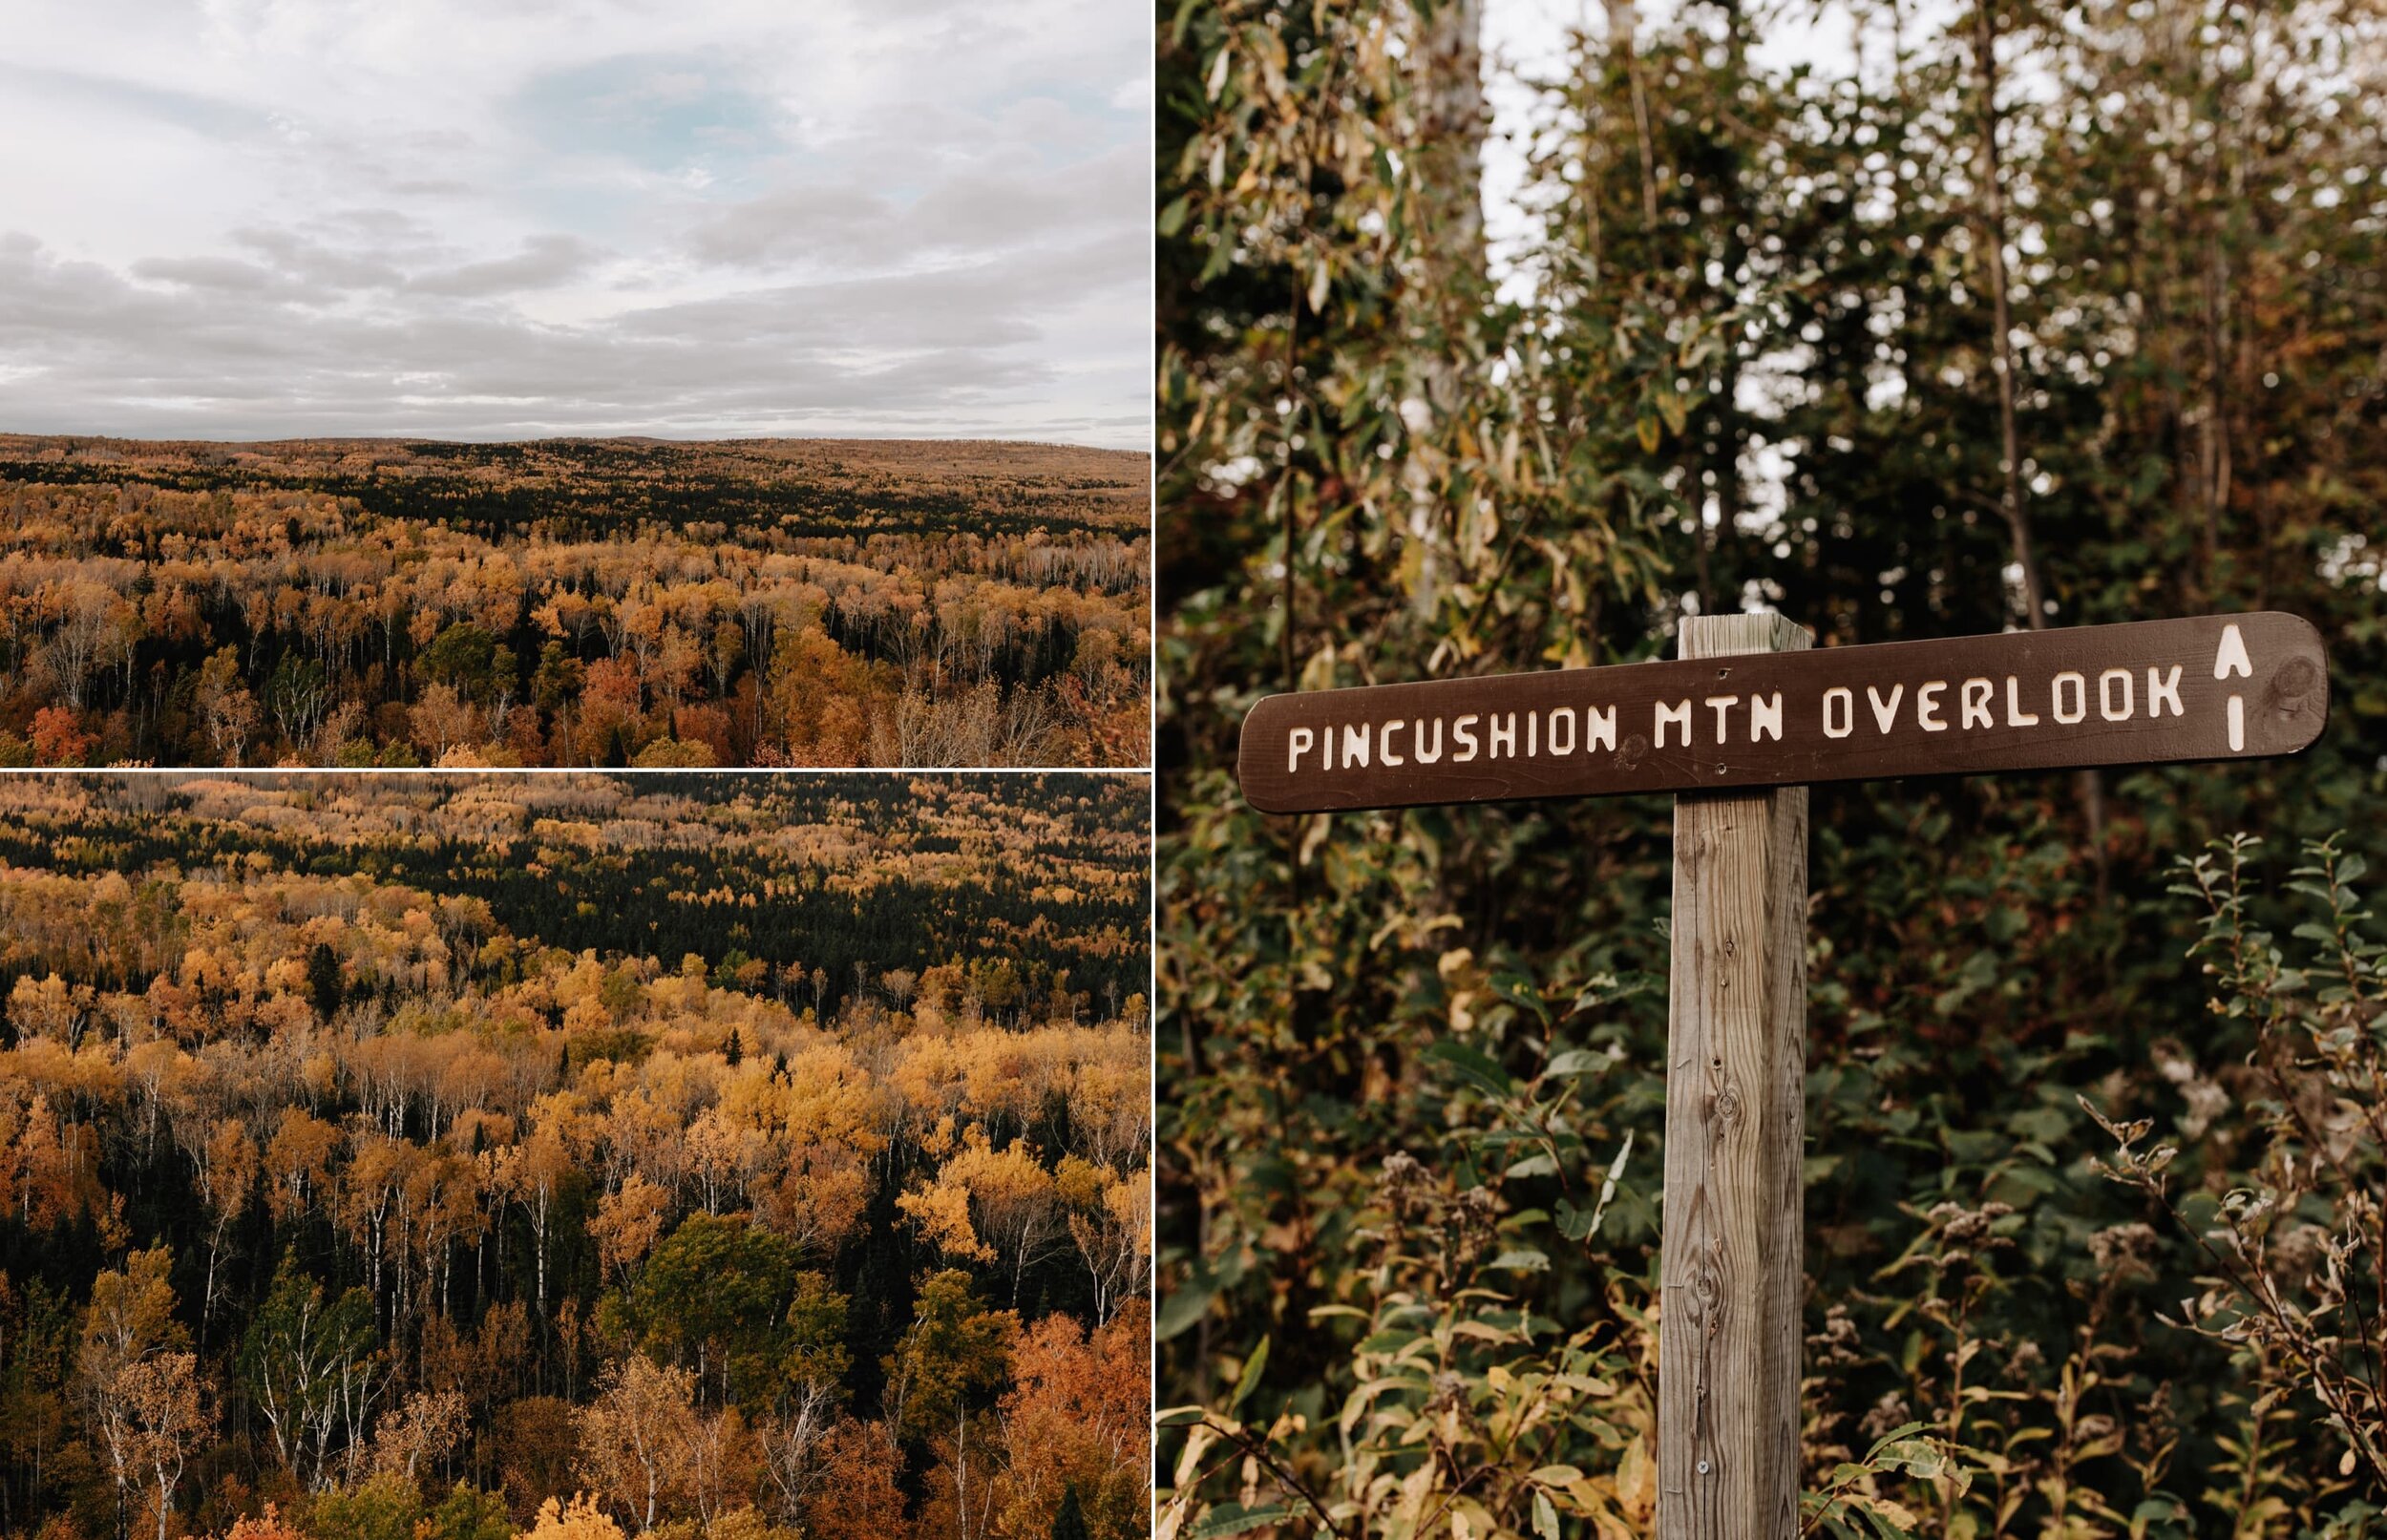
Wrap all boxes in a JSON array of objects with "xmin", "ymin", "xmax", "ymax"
[
  {"xmin": 0, "ymin": 773, "xmax": 1151, "ymax": 1540},
  {"xmin": 0, "ymin": 438, "xmax": 1151, "ymax": 770}
]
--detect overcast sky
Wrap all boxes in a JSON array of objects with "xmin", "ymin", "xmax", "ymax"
[
  {"xmin": 0, "ymin": 0, "xmax": 1149, "ymax": 449},
  {"xmin": 1483, "ymin": 0, "xmax": 1892, "ymax": 298}
]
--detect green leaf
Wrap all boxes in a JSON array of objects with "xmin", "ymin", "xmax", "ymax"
[
  {"xmin": 1425, "ymin": 1039, "xmax": 1513, "ymax": 1097},
  {"xmin": 1543, "ymin": 1048, "xmax": 1606, "ymax": 1078},
  {"xmin": 1858, "ymin": 1502, "xmax": 1916, "ymax": 1540},
  {"xmin": 1229, "ymin": 1335, "xmax": 1271, "ymax": 1413},
  {"xmin": 1186, "ymin": 1506, "xmax": 1294, "ymax": 1540},
  {"xmin": 1487, "ymin": 970, "xmax": 1552, "ymax": 1023},
  {"xmin": 1157, "ymin": 1281, "xmax": 1215, "ymax": 1342}
]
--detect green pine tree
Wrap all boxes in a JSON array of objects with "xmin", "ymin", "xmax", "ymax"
[
  {"xmin": 1050, "ymin": 1485, "xmax": 1088, "ymax": 1540},
  {"xmin": 307, "ymin": 940, "xmax": 345, "ymax": 1023}
]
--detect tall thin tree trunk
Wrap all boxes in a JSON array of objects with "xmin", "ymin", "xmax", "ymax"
[
  {"xmin": 1974, "ymin": 0, "xmax": 2107, "ymax": 894},
  {"xmin": 2199, "ymin": 24, "xmax": 2238, "ymax": 601},
  {"xmin": 1406, "ymin": 0, "xmax": 1487, "ymax": 624},
  {"xmin": 1611, "ymin": 0, "xmax": 1660, "ymax": 234},
  {"xmin": 1972, "ymin": 2, "xmax": 2042, "ymax": 631},
  {"xmin": 1609, "ymin": 0, "xmax": 1711, "ymax": 610}
]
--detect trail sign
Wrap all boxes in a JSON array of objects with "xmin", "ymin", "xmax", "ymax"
[
  {"xmin": 1233, "ymin": 610, "xmax": 2328, "ymax": 1537},
  {"xmin": 1236, "ymin": 611, "xmax": 2328, "ymax": 814}
]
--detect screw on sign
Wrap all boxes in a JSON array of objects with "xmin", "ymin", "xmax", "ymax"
[{"xmin": 1233, "ymin": 612, "xmax": 2329, "ymax": 1537}]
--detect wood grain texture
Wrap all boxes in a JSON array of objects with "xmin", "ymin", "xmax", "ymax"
[
  {"xmin": 1236, "ymin": 611, "xmax": 2328, "ymax": 813},
  {"xmin": 1658, "ymin": 614, "xmax": 1809, "ymax": 1540}
]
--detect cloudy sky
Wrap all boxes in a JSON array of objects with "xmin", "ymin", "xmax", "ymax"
[{"xmin": 0, "ymin": 0, "xmax": 1149, "ymax": 448}]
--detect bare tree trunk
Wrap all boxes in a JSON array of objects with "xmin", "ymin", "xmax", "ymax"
[
  {"xmin": 1417, "ymin": 0, "xmax": 1486, "ymax": 280},
  {"xmin": 1610, "ymin": 0, "xmax": 1660, "ymax": 234},
  {"xmin": 2199, "ymin": 31, "xmax": 2236, "ymax": 600},
  {"xmin": 1974, "ymin": 0, "xmax": 2107, "ymax": 894},
  {"xmin": 1406, "ymin": 0, "xmax": 1487, "ymax": 623},
  {"xmin": 1609, "ymin": 0, "xmax": 1718, "ymax": 612},
  {"xmin": 1972, "ymin": 2, "xmax": 2042, "ymax": 631}
]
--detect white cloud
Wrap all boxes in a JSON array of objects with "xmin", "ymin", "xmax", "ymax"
[{"xmin": 0, "ymin": 0, "xmax": 1150, "ymax": 448}]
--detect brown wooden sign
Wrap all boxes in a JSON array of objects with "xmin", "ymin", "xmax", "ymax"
[{"xmin": 1236, "ymin": 612, "xmax": 2328, "ymax": 813}]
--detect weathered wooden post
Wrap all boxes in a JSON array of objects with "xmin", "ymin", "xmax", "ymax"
[
  {"xmin": 1660, "ymin": 613, "xmax": 1808, "ymax": 1536},
  {"xmin": 1234, "ymin": 609, "xmax": 2329, "ymax": 1535}
]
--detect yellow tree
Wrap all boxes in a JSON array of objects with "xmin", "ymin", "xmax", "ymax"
[
  {"xmin": 77, "ymin": 1249, "xmax": 185, "ymax": 1540},
  {"xmin": 369, "ymin": 1387, "xmax": 466, "ymax": 1483},
  {"xmin": 523, "ymin": 1495, "xmax": 627, "ymax": 1540},
  {"xmin": 588, "ymin": 1171, "xmax": 670, "ymax": 1289},
  {"xmin": 902, "ymin": 1129, "xmax": 1066, "ymax": 1306},
  {"xmin": 189, "ymin": 1117, "xmax": 257, "ymax": 1353},
  {"xmin": 1057, "ymin": 1157, "xmax": 1148, "ymax": 1328},
  {"xmin": 116, "ymin": 1351, "xmax": 213, "ymax": 1540},
  {"xmin": 494, "ymin": 1123, "xmax": 576, "ymax": 1320},
  {"xmin": 577, "ymin": 1353, "xmax": 695, "ymax": 1531}
]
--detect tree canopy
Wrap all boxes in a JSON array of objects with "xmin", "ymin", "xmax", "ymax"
[
  {"xmin": 0, "ymin": 436, "xmax": 1150, "ymax": 770},
  {"xmin": 0, "ymin": 772, "xmax": 1151, "ymax": 1540}
]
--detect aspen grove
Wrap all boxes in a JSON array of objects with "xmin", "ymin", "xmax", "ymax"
[
  {"xmin": 0, "ymin": 773, "xmax": 1151, "ymax": 1540},
  {"xmin": 0, "ymin": 437, "xmax": 1151, "ymax": 770}
]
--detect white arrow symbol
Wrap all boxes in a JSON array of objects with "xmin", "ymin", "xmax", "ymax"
[
  {"xmin": 2214, "ymin": 623, "xmax": 2252, "ymax": 680},
  {"xmin": 2216, "ymin": 622, "xmax": 2251, "ymax": 750}
]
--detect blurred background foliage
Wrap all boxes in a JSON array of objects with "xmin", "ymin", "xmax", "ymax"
[{"xmin": 1155, "ymin": 0, "xmax": 2387, "ymax": 1531}]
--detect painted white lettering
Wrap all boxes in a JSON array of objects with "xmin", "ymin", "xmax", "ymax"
[
  {"xmin": 1867, "ymin": 683, "xmax": 1905, "ymax": 734},
  {"xmin": 1549, "ymin": 707, "xmax": 1576, "ymax": 756},
  {"xmin": 2146, "ymin": 665, "xmax": 2183, "ymax": 718},
  {"xmin": 1527, "ymin": 710, "xmax": 1538, "ymax": 757},
  {"xmin": 2005, "ymin": 675, "xmax": 2040, "ymax": 727},
  {"xmin": 1287, "ymin": 727, "xmax": 1314, "ymax": 773},
  {"xmin": 1749, "ymin": 692, "xmax": 1783, "ymax": 742},
  {"xmin": 1452, "ymin": 715, "xmax": 1479, "ymax": 763},
  {"xmin": 1705, "ymin": 694, "xmax": 1740, "ymax": 742},
  {"xmin": 1342, "ymin": 722, "xmax": 1372, "ymax": 768},
  {"xmin": 1414, "ymin": 718, "xmax": 1444, "ymax": 763},
  {"xmin": 1656, "ymin": 699, "xmax": 1692, "ymax": 749},
  {"xmin": 1960, "ymin": 678, "xmax": 1994, "ymax": 729},
  {"xmin": 2052, "ymin": 671, "xmax": 2087, "ymax": 724},
  {"xmin": 1824, "ymin": 687, "xmax": 1853, "ymax": 739},
  {"xmin": 1489, "ymin": 713, "xmax": 1518, "ymax": 758},
  {"xmin": 1916, "ymin": 681, "xmax": 1949, "ymax": 732},
  {"xmin": 1381, "ymin": 720, "xmax": 1406, "ymax": 766},
  {"xmin": 2098, "ymin": 668, "xmax": 2133, "ymax": 722},
  {"xmin": 2214, "ymin": 622, "xmax": 2252, "ymax": 680},
  {"xmin": 1587, "ymin": 705, "xmax": 1617, "ymax": 753}
]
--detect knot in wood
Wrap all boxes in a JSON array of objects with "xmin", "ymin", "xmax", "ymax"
[
  {"xmin": 2270, "ymin": 656, "xmax": 2322, "ymax": 717},
  {"xmin": 1689, "ymin": 1249, "xmax": 1726, "ymax": 1313}
]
